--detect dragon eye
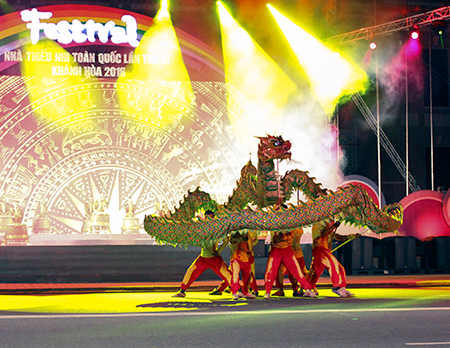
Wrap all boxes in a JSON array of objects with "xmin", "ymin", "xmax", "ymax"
[{"xmin": 270, "ymin": 140, "xmax": 279, "ymax": 146}]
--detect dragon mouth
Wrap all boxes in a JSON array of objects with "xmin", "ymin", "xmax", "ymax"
[
  {"xmin": 283, "ymin": 152, "xmax": 292, "ymax": 161},
  {"xmin": 276, "ymin": 151, "xmax": 291, "ymax": 161},
  {"xmin": 262, "ymin": 152, "xmax": 291, "ymax": 162}
]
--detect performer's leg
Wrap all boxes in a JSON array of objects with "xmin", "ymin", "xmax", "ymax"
[
  {"xmin": 247, "ymin": 255, "xmax": 258, "ymax": 294},
  {"xmin": 239, "ymin": 260, "xmax": 252, "ymax": 294},
  {"xmin": 239, "ymin": 261, "xmax": 256, "ymax": 298},
  {"xmin": 264, "ymin": 248, "xmax": 283, "ymax": 295},
  {"xmin": 210, "ymin": 256, "xmax": 232, "ymax": 287},
  {"xmin": 213, "ymin": 280, "xmax": 228, "ymax": 292},
  {"xmin": 275, "ymin": 263, "xmax": 286, "ymax": 290},
  {"xmin": 336, "ymin": 262, "xmax": 347, "ymax": 288},
  {"xmin": 210, "ymin": 267, "xmax": 231, "ymax": 294},
  {"xmin": 180, "ymin": 256, "xmax": 209, "ymax": 291},
  {"xmin": 249, "ymin": 274, "xmax": 258, "ymax": 293},
  {"xmin": 286, "ymin": 269, "xmax": 298, "ymax": 293},
  {"xmin": 281, "ymin": 249, "xmax": 311, "ymax": 290},
  {"xmin": 320, "ymin": 249, "xmax": 347, "ymax": 288},
  {"xmin": 272, "ymin": 262, "xmax": 286, "ymax": 296},
  {"xmin": 230, "ymin": 259, "xmax": 242, "ymax": 294},
  {"xmin": 298, "ymin": 256, "xmax": 308, "ymax": 276},
  {"xmin": 286, "ymin": 256, "xmax": 308, "ymax": 293},
  {"xmin": 307, "ymin": 248, "xmax": 326, "ymax": 289}
]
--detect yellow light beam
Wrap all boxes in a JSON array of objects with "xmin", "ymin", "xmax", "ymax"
[
  {"xmin": 118, "ymin": 0, "xmax": 193, "ymax": 110},
  {"xmin": 20, "ymin": 39, "xmax": 101, "ymax": 124},
  {"xmin": 217, "ymin": 1, "xmax": 298, "ymax": 133},
  {"xmin": 268, "ymin": 4, "xmax": 369, "ymax": 116}
]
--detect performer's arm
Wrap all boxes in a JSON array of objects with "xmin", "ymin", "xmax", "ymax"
[
  {"xmin": 321, "ymin": 222, "xmax": 338, "ymax": 238},
  {"xmin": 217, "ymin": 236, "xmax": 230, "ymax": 253},
  {"xmin": 250, "ymin": 231, "xmax": 259, "ymax": 246},
  {"xmin": 291, "ymin": 228, "xmax": 303, "ymax": 252}
]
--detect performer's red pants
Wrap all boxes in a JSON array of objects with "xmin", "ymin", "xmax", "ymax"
[
  {"xmin": 308, "ymin": 246, "xmax": 347, "ymax": 288},
  {"xmin": 216, "ymin": 256, "xmax": 258, "ymax": 294},
  {"xmin": 265, "ymin": 247, "xmax": 311, "ymax": 292},
  {"xmin": 248, "ymin": 255, "xmax": 258, "ymax": 293},
  {"xmin": 275, "ymin": 256, "xmax": 307, "ymax": 292},
  {"xmin": 181, "ymin": 255, "xmax": 231, "ymax": 290},
  {"xmin": 230, "ymin": 258, "xmax": 258, "ymax": 294}
]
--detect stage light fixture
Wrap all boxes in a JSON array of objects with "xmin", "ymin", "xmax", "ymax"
[
  {"xmin": 432, "ymin": 20, "xmax": 447, "ymax": 47},
  {"xmin": 432, "ymin": 20, "xmax": 447, "ymax": 36},
  {"xmin": 369, "ymin": 42, "xmax": 377, "ymax": 50},
  {"xmin": 410, "ymin": 25, "xmax": 419, "ymax": 40}
]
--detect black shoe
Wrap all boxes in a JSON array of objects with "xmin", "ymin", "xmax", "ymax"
[
  {"xmin": 293, "ymin": 289, "xmax": 304, "ymax": 297},
  {"xmin": 209, "ymin": 288, "xmax": 222, "ymax": 295}
]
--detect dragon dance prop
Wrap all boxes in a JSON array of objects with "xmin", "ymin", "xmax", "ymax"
[
  {"xmin": 144, "ymin": 135, "xmax": 403, "ymax": 247},
  {"xmin": 144, "ymin": 184, "xmax": 403, "ymax": 247}
]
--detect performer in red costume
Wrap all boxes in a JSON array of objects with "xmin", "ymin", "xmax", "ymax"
[
  {"xmin": 229, "ymin": 230, "xmax": 259, "ymax": 299},
  {"xmin": 307, "ymin": 221, "xmax": 359, "ymax": 298},
  {"xmin": 173, "ymin": 210, "xmax": 232, "ymax": 298},
  {"xmin": 272, "ymin": 227, "xmax": 308, "ymax": 297},
  {"xmin": 210, "ymin": 229, "xmax": 259, "ymax": 299},
  {"xmin": 264, "ymin": 229, "xmax": 315, "ymax": 299}
]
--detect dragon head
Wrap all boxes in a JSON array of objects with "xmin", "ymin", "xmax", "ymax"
[{"xmin": 257, "ymin": 135, "xmax": 292, "ymax": 162}]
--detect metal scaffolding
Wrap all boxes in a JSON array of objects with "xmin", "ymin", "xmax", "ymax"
[
  {"xmin": 351, "ymin": 92, "xmax": 420, "ymax": 192},
  {"xmin": 326, "ymin": 5, "xmax": 450, "ymax": 45},
  {"xmin": 325, "ymin": 5, "xmax": 442, "ymax": 193}
]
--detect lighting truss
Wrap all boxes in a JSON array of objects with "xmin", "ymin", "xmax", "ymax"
[
  {"xmin": 324, "ymin": 7, "xmax": 438, "ymax": 192},
  {"xmin": 351, "ymin": 92, "xmax": 420, "ymax": 192},
  {"xmin": 326, "ymin": 6, "xmax": 450, "ymax": 45}
]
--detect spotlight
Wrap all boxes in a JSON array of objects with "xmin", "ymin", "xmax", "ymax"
[
  {"xmin": 432, "ymin": 20, "xmax": 447, "ymax": 47},
  {"xmin": 369, "ymin": 42, "xmax": 377, "ymax": 50},
  {"xmin": 432, "ymin": 20, "xmax": 447, "ymax": 36},
  {"xmin": 410, "ymin": 25, "xmax": 419, "ymax": 40}
]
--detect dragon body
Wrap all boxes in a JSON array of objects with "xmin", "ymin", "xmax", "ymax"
[
  {"xmin": 165, "ymin": 187, "xmax": 218, "ymax": 221},
  {"xmin": 144, "ymin": 135, "xmax": 403, "ymax": 247}
]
